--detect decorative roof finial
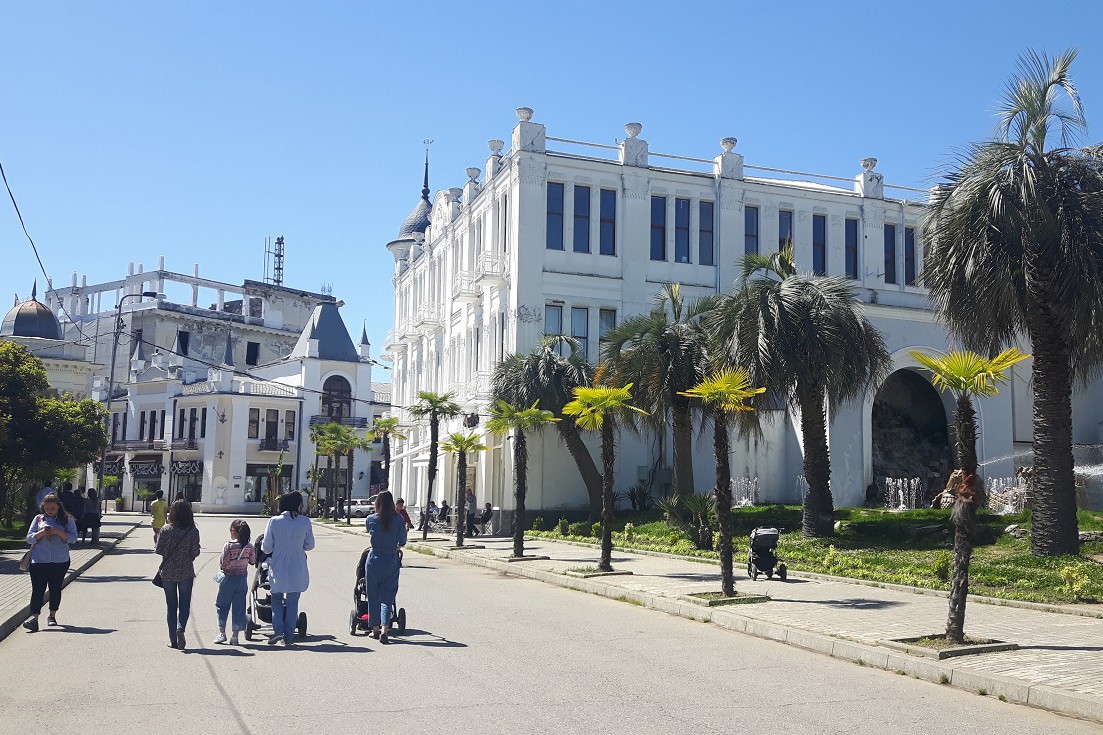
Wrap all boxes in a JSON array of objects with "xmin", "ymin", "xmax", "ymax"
[
  {"xmin": 421, "ymin": 139, "xmax": 433, "ymax": 202},
  {"xmin": 360, "ymin": 321, "xmax": 370, "ymax": 346},
  {"xmin": 31, "ymin": 280, "xmax": 37, "ymax": 301},
  {"xmin": 861, "ymin": 157, "xmax": 878, "ymax": 172}
]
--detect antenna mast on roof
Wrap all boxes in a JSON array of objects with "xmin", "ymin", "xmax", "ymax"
[{"xmin": 263, "ymin": 236, "xmax": 286, "ymax": 286}]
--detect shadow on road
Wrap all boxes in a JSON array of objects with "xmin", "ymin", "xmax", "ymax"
[
  {"xmin": 56, "ymin": 625, "xmax": 117, "ymax": 635},
  {"xmin": 1020, "ymin": 644, "xmax": 1103, "ymax": 652},
  {"xmin": 392, "ymin": 628, "xmax": 466, "ymax": 648},
  {"xmin": 76, "ymin": 574, "xmax": 152, "ymax": 584},
  {"xmin": 184, "ymin": 646, "xmax": 254, "ymax": 657},
  {"xmin": 768, "ymin": 597, "xmax": 906, "ymax": 610},
  {"xmin": 106, "ymin": 547, "xmax": 155, "ymax": 556}
]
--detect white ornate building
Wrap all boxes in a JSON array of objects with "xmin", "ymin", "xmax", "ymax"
[{"xmin": 385, "ymin": 108, "xmax": 1103, "ymax": 517}]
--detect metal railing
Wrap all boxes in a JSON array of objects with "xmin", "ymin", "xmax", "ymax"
[
  {"xmin": 155, "ymin": 438, "xmax": 198, "ymax": 450},
  {"xmin": 111, "ymin": 439, "xmax": 155, "ymax": 450},
  {"xmin": 415, "ymin": 303, "xmax": 442, "ymax": 330},
  {"xmin": 308, "ymin": 415, "xmax": 370, "ymax": 428},
  {"xmin": 258, "ymin": 438, "xmax": 291, "ymax": 451},
  {"xmin": 452, "ymin": 271, "xmax": 479, "ymax": 301},
  {"xmin": 475, "ymin": 252, "xmax": 507, "ymax": 282}
]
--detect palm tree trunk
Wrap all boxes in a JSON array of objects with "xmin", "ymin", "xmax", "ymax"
[
  {"xmin": 423, "ymin": 412, "xmax": 439, "ymax": 541},
  {"xmin": 798, "ymin": 388, "xmax": 834, "ymax": 537},
  {"xmin": 671, "ymin": 398, "xmax": 695, "ymax": 499},
  {"xmin": 382, "ymin": 434, "xmax": 391, "ymax": 492},
  {"xmin": 558, "ymin": 420, "xmax": 603, "ymax": 519},
  {"xmin": 455, "ymin": 452, "xmax": 467, "ymax": 547},
  {"xmin": 599, "ymin": 420, "xmax": 616, "ymax": 572},
  {"xmin": 325, "ymin": 455, "xmax": 334, "ymax": 518},
  {"xmin": 513, "ymin": 428, "xmax": 528, "ymax": 558},
  {"xmin": 345, "ymin": 451, "xmax": 354, "ymax": 525},
  {"xmin": 1026, "ymin": 315, "xmax": 1080, "ymax": 555},
  {"xmin": 713, "ymin": 408, "xmax": 734, "ymax": 597},
  {"xmin": 947, "ymin": 394, "xmax": 978, "ymax": 644}
]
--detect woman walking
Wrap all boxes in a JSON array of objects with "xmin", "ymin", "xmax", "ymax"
[
  {"xmin": 82, "ymin": 488, "xmax": 102, "ymax": 544},
  {"xmin": 261, "ymin": 492, "xmax": 315, "ymax": 646},
  {"xmin": 155, "ymin": 499, "xmax": 201, "ymax": 649},
  {"xmin": 363, "ymin": 490, "xmax": 407, "ymax": 643},
  {"xmin": 22, "ymin": 493, "xmax": 78, "ymax": 632},
  {"xmin": 214, "ymin": 519, "xmax": 255, "ymax": 645},
  {"xmin": 150, "ymin": 490, "xmax": 167, "ymax": 543}
]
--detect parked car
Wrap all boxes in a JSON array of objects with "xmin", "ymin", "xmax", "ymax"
[{"xmin": 349, "ymin": 498, "xmax": 375, "ymax": 518}]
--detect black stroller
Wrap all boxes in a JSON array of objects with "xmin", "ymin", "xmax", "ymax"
[
  {"xmin": 747, "ymin": 527, "xmax": 787, "ymax": 581},
  {"xmin": 245, "ymin": 533, "xmax": 308, "ymax": 641},
  {"xmin": 349, "ymin": 547, "xmax": 406, "ymax": 636}
]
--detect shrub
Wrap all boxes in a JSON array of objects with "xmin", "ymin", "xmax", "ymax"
[
  {"xmin": 671, "ymin": 539, "xmax": 697, "ymax": 555},
  {"xmin": 623, "ymin": 522, "xmax": 635, "ymax": 543},
  {"xmin": 933, "ymin": 550, "xmax": 951, "ymax": 583},
  {"xmin": 531, "ymin": 516, "xmax": 545, "ymax": 532},
  {"xmin": 822, "ymin": 545, "xmax": 842, "ymax": 573},
  {"xmin": 557, "ymin": 518, "xmax": 569, "ymax": 536},
  {"xmin": 568, "ymin": 521, "xmax": 592, "ymax": 537},
  {"xmin": 1058, "ymin": 564, "xmax": 1092, "ymax": 600},
  {"xmin": 591, "ymin": 521, "xmax": 602, "ymax": 538}
]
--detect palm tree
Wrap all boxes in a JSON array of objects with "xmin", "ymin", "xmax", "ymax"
[
  {"xmin": 409, "ymin": 391, "xmax": 462, "ymax": 540},
  {"xmin": 440, "ymin": 432, "xmax": 489, "ymax": 547},
  {"xmin": 371, "ymin": 416, "xmax": 406, "ymax": 493},
  {"xmin": 492, "ymin": 337, "xmax": 603, "ymax": 518},
  {"xmin": 923, "ymin": 49, "xmax": 1103, "ymax": 556},
  {"xmin": 602, "ymin": 283, "xmax": 713, "ymax": 499},
  {"xmin": 331, "ymin": 427, "xmax": 374, "ymax": 525},
  {"xmin": 563, "ymin": 383, "xmax": 649, "ymax": 572},
  {"xmin": 487, "ymin": 400, "xmax": 559, "ymax": 558},
  {"xmin": 911, "ymin": 348, "xmax": 1029, "ymax": 643},
  {"xmin": 710, "ymin": 246, "xmax": 890, "ymax": 537},
  {"xmin": 679, "ymin": 368, "xmax": 765, "ymax": 597},
  {"xmin": 311, "ymin": 422, "xmax": 344, "ymax": 518}
]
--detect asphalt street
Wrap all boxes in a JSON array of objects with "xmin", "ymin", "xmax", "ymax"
[{"xmin": 0, "ymin": 516, "xmax": 1099, "ymax": 735}]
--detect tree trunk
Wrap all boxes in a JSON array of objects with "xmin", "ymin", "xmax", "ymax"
[
  {"xmin": 423, "ymin": 413, "xmax": 439, "ymax": 541},
  {"xmin": 671, "ymin": 397, "xmax": 695, "ymax": 499},
  {"xmin": 455, "ymin": 452, "xmax": 467, "ymax": 548},
  {"xmin": 798, "ymin": 388, "xmax": 834, "ymax": 537},
  {"xmin": 1026, "ymin": 309, "xmax": 1080, "ymax": 555},
  {"xmin": 558, "ymin": 419, "xmax": 603, "ymax": 519},
  {"xmin": 345, "ymin": 451, "xmax": 354, "ymax": 525},
  {"xmin": 382, "ymin": 434, "xmax": 391, "ymax": 492},
  {"xmin": 325, "ymin": 455, "xmax": 334, "ymax": 518},
  {"xmin": 713, "ymin": 408, "xmax": 735, "ymax": 597},
  {"xmin": 599, "ymin": 420, "xmax": 616, "ymax": 572},
  {"xmin": 513, "ymin": 428, "xmax": 528, "ymax": 558},
  {"xmin": 946, "ymin": 394, "xmax": 978, "ymax": 644}
]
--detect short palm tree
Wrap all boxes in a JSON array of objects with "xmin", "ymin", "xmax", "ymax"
[
  {"xmin": 492, "ymin": 337, "xmax": 602, "ymax": 518},
  {"xmin": 679, "ymin": 368, "xmax": 765, "ymax": 596},
  {"xmin": 336, "ymin": 428, "xmax": 375, "ymax": 525},
  {"xmin": 912, "ymin": 348, "xmax": 1029, "ymax": 643},
  {"xmin": 440, "ymin": 431, "xmax": 489, "ymax": 547},
  {"xmin": 409, "ymin": 391, "xmax": 462, "ymax": 540},
  {"xmin": 710, "ymin": 246, "xmax": 890, "ymax": 537},
  {"xmin": 602, "ymin": 283, "xmax": 713, "ymax": 499},
  {"xmin": 923, "ymin": 49, "xmax": 1103, "ymax": 556},
  {"xmin": 563, "ymin": 383, "xmax": 649, "ymax": 572},
  {"xmin": 371, "ymin": 416, "xmax": 406, "ymax": 493},
  {"xmin": 487, "ymin": 400, "xmax": 559, "ymax": 558}
]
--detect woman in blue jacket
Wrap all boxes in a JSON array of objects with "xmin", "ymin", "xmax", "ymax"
[
  {"xmin": 261, "ymin": 492, "xmax": 315, "ymax": 646},
  {"xmin": 363, "ymin": 490, "xmax": 407, "ymax": 643},
  {"xmin": 23, "ymin": 493, "xmax": 78, "ymax": 631}
]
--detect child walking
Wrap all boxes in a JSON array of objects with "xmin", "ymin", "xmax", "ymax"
[{"xmin": 214, "ymin": 519, "xmax": 255, "ymax": 645}]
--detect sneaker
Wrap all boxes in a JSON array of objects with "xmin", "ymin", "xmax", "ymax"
[
  {"xmin": 22, "ymin": 617, "xmax": 38, "ymax": 632},
  {"xmin": 176, "ymin": 628, "xmax": 186, "ymax": 650},
  {"xmin": 47, "ymin": 616, "xmax": 57, "ymax": 627},
  {"xmin": 379, "ymin": 629, "xmax": 390, "ymax": 644},
  {"xmin": 267, "ymin": 634, "xmax": 283, "ymax": 646},
  {"xmin": 229, "ymin": 635, "xmax": 240, "ymax": 646},
  {"xmin": 213, "ymin": 632, "xmax": 227, "ymax": 645}
]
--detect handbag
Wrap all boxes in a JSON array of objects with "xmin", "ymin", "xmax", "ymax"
[
  {"xmin": 20, "ymin": 515, "xmax": 42, "ymax": 573},
  {"xmin": 154, "ymin": 529, "xmax": 188, "ymax": 588}
]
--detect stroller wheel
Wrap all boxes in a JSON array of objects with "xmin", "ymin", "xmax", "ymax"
[
  {"xmin": 244, "ymin": 618, "xmax": 255, "ymax": 641},
  {"xmin": 296, "ymin": 612, "xmax": 308, "ymax": 639},
  {"xmin": 778, "ymin": 564, "xmax": 788, "ymax": 581},
  {"xmin": 397, "ymin": 608, "xmax": 406, "ymax": 632},
  {"xmin": 766, "ymin": 569, "xmax": 774, "ymax": 579},
  {"xmin": 348, "ymin": 610, "xmax": 358, "ymax": 636}
]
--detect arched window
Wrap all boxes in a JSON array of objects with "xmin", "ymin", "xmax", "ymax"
[{"xmin": 322, "ymin": 375, "xmax": 352, "ymax": 421}]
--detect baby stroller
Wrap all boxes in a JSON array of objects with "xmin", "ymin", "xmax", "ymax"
[
  {"xmin": 245, "ymin": 533, "xmax": 308, "ymax": 641},
  {"xmin": 348, "ymin": 547, "xmax": 406, "ymax": 636},
  {"xmin": 747, "ymin": 527, "xmax": 787, "ymax": 581}
]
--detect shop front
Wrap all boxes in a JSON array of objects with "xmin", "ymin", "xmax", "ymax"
[
  {"xmin": 244, "ymin": 463, "xmax": 294, "ymax": 509},
  {"xmin": 129, "ymin": 456, "xmax": 164, "ymax": 510},
  {"xmin": 171, "ymin": 459, "xmax": 204, "ymax": 503}
]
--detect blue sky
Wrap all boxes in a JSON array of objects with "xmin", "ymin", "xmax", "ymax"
[{"xmin": 2, "ymin": 1, "xmax": 1101, "ymax": 375}]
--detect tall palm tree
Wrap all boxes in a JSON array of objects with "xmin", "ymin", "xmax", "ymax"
[
  {"xmin": 923, "ymin": 49, "xmax": 1103, "ymax": 555},
  {"xmin": 679, "ymin": 368, "xmax": 765, "ymax": 597},
  {"xmin": 487, "ymin": 400, "xmax": 559, "ymax": 558},
  {"xmin": 710, "ymin": 246, "xmax": 890, "ymax": 537},
  {"xmin": 440, "ymin": 431, "xmax": 489, "ymax": 547},
  {"xmin": 602, "ymin": 283, "xmax": 713, "ymax": 499},
  {"xmin": 311, "ymin": 422, "xmax": 344, "ymax": 518},
  {"xmin": 492, "ymin": 337, "xmax": 603, "ymax": 518},
  {"xmin": 371, "ymin": 416, "xmax": 406, "ymax": 493},
  {"xmin": 409, "ymin": 391, "xmax": 462, "ymax": 540},
  {"xmin": 332, "ymin": 427, "xmax": 375, "ymax": 525},
  {"xmin": 563, "ymin": 383, "xmax": 649, "ymax": 572},
  {"xmin": 912, "ymin": 348, "xmax": 1029, "ymax": 643}
]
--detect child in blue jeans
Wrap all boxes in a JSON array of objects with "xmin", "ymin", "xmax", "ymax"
[{"xmin": 214, "ymin": 519, "xmax": 255, "ymax": 645}]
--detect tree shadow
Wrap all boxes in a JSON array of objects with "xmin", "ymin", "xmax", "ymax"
[
  {"xmin": 1019, "ymin": 644, "xmax": 1103, "ymax": 652},
  {"xmin": 769, "ymin": 597, "xmax": 906, "ymax": 610},
  {"xmin": 55, "ymin": 625, "xmax": 117, "ymax": 635},
  {"xmin": 287, "ymin": 634, "xmax": 374, "ymax": 653},
  {"xmin": 390, "ymin": 628, "xmax": 466, "ymax": 648},
  {"xmin": 106, "ymin": 547, "xmax": 155, "ymax": 556},
  {"xmin": 183, "ymin": 647, "xmax": 254, "ymax": 657},
  {"xmin": 75, "ymin": 575, "xmax": 150, "ymax": 584}
]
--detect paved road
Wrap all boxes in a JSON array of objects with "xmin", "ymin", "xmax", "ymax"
[{"xmin": 0, "ymin": 517, "xmax": 1098, "ymax": 735}]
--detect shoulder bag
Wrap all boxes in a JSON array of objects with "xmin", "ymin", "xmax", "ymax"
[
  {"xmin": 19, "ymin": 515, "xmax": 42, "ymax": 573},
  {"xmin": 153, "ymin": 528, "xmax": 188, "ymax": 588}
]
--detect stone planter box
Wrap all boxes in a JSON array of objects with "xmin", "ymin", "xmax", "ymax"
[
  {"xmin": 885, "ymin": 635, "xmax": 1020, "ymax": 660},
  {"xmin": 505, "ymin": 555, "xmax": 550, "ymax": 563},
  {"xmin": 564, "ymin": 569, "xmax": 634, "ymax": 578},
  {"xmin": 678, "ymin": 592, "xmax": 770, "ymax": 606}
]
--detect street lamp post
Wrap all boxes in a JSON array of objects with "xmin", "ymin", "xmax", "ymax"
[{"xmin": 96, "ymin": 290, "xmax": 165, "ymax": 514}]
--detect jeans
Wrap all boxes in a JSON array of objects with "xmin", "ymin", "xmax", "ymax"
[
  {"xmin": 271, "ymin": 591, "xmax": 300, "ymax": 639},
  {"xmin": 215, "ymin": 574, "xmax": 248, "ymax": 632},
  {"xmin": 28, "ymin": 561, "xmax": 69, "ymax": 615},
  {"xmin": 163, "ymin": 578, "xmax": 194, "ymax": 641},
  {"xmin": 364, "ymin": 555, "xmax": 400, "ymax": 628}
]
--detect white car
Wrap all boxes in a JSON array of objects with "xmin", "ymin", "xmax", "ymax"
[{"xmin": 349, "ymin": 498, "xmax": 375, "ymax": 518}]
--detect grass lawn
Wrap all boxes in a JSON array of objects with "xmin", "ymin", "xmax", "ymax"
[
  {"xmin": 1, "ymin": 519, "xmax": 28, "ymax": 551},
  {"xmin": 530, "ymin": 506, "xmax": 1103, "ymax": 605}
]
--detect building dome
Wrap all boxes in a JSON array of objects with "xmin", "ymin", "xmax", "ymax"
[
  {"xmin": 1, "ymin": 285, "xmax": 62, "ymax": 340},
  {"xmin": 396, "ymin": 151, "xmax": 432, "ymax": 239}
]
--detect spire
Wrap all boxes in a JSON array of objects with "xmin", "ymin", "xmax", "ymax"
[
  {"xmin": 360, "ymin": 321, "xmax": 370, "ymax": 346},
  {"xmin": 421, "ymin": 145, "xmax": 431, "ymax": 202},
  {"xmin": 31, "ymin": 280, "xmax": 37, "ymax": 301},
  {"xmin": 222, "ymin": 332, "xmax": 234, "ymax": 367}
]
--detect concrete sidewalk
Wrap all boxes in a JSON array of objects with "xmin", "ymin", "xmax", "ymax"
[
  {"xmin": 389, "ymin": 531, "xmax": 1103, "ymax": 725},
  {"xmin": 0, "ymin": 513, "xmax": 143, "ymax": 642}
]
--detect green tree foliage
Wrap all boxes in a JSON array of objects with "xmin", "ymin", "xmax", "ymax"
[
  {"xmin": 440, "ymin": 431, "xmax": 488, "ymax": 547},
  {"xmin": 487, "ymin": 400, "xmax": 558, "ymax": 557}
]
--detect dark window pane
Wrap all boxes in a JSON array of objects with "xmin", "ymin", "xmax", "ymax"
[
  {"xmin": 745, "ymin": 206, "xmax": 759, "ymax": 256},
  {"xmin": 248, "ymin": 408, "xmax": 259, "ymax": 439},
  {"xmin": 599, "ymin": 309, "xmax": 616, "ymax": 338},
  {"xmin": 884, "ymin": 224, "xmax": 897, "ymax": 284},
  {"xmin": 246, "ymin": 341, "xmax": 260, "ymax": 366},
  {"xmin": 674, "ymin": 198, "xmax": 691, "ymax": 263},
  {"xmin": 200, "ymin": 407, "xmax": 207, "ymax": 439},
  {"xmin": 177, "ymin": 330, "xmax": 190, "ymax": 356},
  {"xmin": 845, "ymin": 219, "xmax": 859, "ymax": 280},
  {"xmin": 599, "ymin": 189, "xmax": 616, "ymax": 255},
  {"xmin": 546, "ymin": 182, "xmax": 564, "ymax": 250},
  {"xmin": 650, "ymin": 196, "xmax": 666, "ymax": 261},
  {"xmin": 779, "ymin": 210, "xmax": 793, "ymax": 251},
  {"xmin": 571, "ymin": 307, "xmax": 588, "ymax": 359},
  {"xmin": 812, "ymin": 214, "xmax": 827, "ymax": 276},
  {"xmin": 904, "ymin": 227, "xmax": 917, "ymax": 286},
  {"xmin": 573, "ymin": 186, "xmax": 590, "ymax": 253},
  {"xmin": 544, "ymin": 305, "xmax": 562, "ymax": 336},
  {"xmin": 699, "ymin": 202, "xmax": 715, "ymax": 266}
]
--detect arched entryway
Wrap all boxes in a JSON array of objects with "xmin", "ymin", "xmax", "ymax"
[
  {"xmin": 321, "ymin": 375, "xmax": 352, "ymax": 421},
  {"xmin": 871, "ymin": 369, "xmax": 952, "ymax": 505}
]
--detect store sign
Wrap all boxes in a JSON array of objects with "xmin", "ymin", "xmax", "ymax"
[
  {"xmin": 129, "ymin": 462, "xmax": 164, "ymax": 478},
  {"xmin": 171, "ymin": 460, "xmax": 204, "ymax": 475}
]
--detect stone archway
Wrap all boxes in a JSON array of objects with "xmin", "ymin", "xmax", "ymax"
[{"xmin": 870, "ymin": 369, "xmax": 952, "ymax": 505}]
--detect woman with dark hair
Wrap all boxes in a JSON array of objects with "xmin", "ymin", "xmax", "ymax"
[
  {"xmin": 155, "ymin": 500, "xmax": 201, "ymax": 649},
  {"xmin": 261, "ymin": 491, "xmax": 315, "ymax": 646},
  {"xmin": 22, "ymin": 494, "xmax": 77, "ymax": 631},
  {"xmin": 362, "ymin": 490, "xmax": 407, "ymax": 643},
  {"xmin": 82, "ymin": 488, "xmax": 102, "ymax": 544}
]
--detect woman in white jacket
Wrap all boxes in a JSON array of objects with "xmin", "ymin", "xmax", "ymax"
[{"xmin": 261, "ymin": 492, "xmax": 315, "ymax": 646}]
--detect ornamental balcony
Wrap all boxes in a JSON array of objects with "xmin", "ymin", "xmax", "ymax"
[
  {"xmin": 399, "ymin": 317, "xmax": 419, "ymax": 342},
  {"xmin": 111, "ymin": 439, "xmax": 156, "ymax": 451},
  {"xmin": 308, "ymin": 415, "xmax": 370, "ymax": 428},
  {"xmin": 475, "ymin": 252, "xmax": 507, "ymax": 285},
  {"xmin": 258, "ymin": 438, "xmax": 291, "ymax": 452},
  {"xmin": 415, "ymin": 304, "xmax": 443, "ymax": 332},
  {"xmin": 452, "ymin": 271, "xmax": 479, "ymax": 303},
  {"xmin": 384, "ymin": 328, "xmax": 407, "ymax": 352},
  {"xmin": 154, "ymin": 438, "xmax": 198, "ymax": 451}
]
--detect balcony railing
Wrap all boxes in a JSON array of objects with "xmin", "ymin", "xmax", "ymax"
[
  {"xmin": 475, "ymin": 252, "xmax": 507, "ymax": 284},
  {"xmin": 308, "ymin": 415, "xmax": 370, "ymax": 428},
  {"xmin": 258, "ymin": 438, "xmax": 291, "ymax": 451},
  {"xmin": 155, "ymin": 438, "xmax": 198, "ymax": 451},
  {"xmin": 415, "ymin": 304, "xmax": 442, "ymax": 331},
  {"xmin": 384, "ymin": 328, "xmax": 407, "ymax": 351},
  {"xmin": 400, "ymin": 317, "xmax": 419, "ymax": 341},
  {"xmin": 452, "ymin": 271, "xmax": 479, "ymax": 303},
  {"xmin": 111, "ymin": 439, "xmax": 156, "ymax": 451}
]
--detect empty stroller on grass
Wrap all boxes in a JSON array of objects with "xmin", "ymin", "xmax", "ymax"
[
  {"xmin": 349, "ymin": 547, "xmax": 406, "ymax": 637},
  {"xmin": 245, "ymin": 533, "xmax": 308, "ymax": 641},
  {"xmin": 747, "ymin": 527, "xmax": 787, "ymax": 581}
]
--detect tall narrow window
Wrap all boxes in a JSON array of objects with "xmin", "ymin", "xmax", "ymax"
[
  {"xmin": 178, "ymin": 409, "xmax": 185, "ymax": 439},
  {"xmin": 546, "ymin": 183, "xmax": 564, "ymax": 250},
  {"xmin": 812, "ymin": 214, "xmax": 827, "ymax": 276},
  {"xmin": 650, "ymin": 196, "xmax": 666, "ymax": 261},
  {"xmin": 285, "ymin": 410, "xmax": 296, "ymax": 440},
  {"xmin": 599, "ymin": 309, "xmax": 617, "ymax": 339},
  {"xmin": 188, "ymin": 408, "xmax": 197, "ymax": 440},
  {"xmin": 245, "ymin": 341, "xmax": 260, "ymax": 366},
  {"xmin": 498, "ymin": 313, "xmax": 506, "ymax": 362},
  {"xmin": 745, "ymin": 206, "xmax": 759, "ymax": 256},
  {"xmin": 884, "ymin": 224, "xmax": 898, "ymax": 284},
  {"xmin": 200, "ymin": 407, "xmax": 207, "ymax": 438},
  {"xmin": 845, "ymin": 218, "xmax": 859, "ymax": 280},
  {"xmin": 177, "ymin": 330, "xmax": 190, "ymax": 357},
  {"xmin": 599, "ymin": 189, "xmax": 616, "ymax": 255},
  {"xmin": 779, "ymin": 210, "xmax": 794, "ymax": 251},
  {"xmin": 111, "ymin": 413, "xmax": 119, "ymax": 442},
  {"xmin": 699, "ymin": 201, "xmax": 715, "ymax": 266},
  {"xmin": 571, "ymin": 307, "xmax": 589, "ymax": 359},
  {"xmin": 139, "ymin": 412, "xmax": 147, "ymax": 441},
  {"xmin": 573, "ymin": 185, "xmax": 590, "ymax": 253},
  {"xmin": 904, "ymin": 227, "xmax": 917, "ymax": 286},
  {"xmin": 158, "ymin": 410, "xmax": 165, "ymax": 440},
  {"xmin": 674, "ymin": 198, "xmax": 691, "ymax": 263},
  {"xmin": 544, "ymin": 304, "xmax": 563, "ymax": 356},
  {"xmin": 248, "ymin": 408, "xmax": 260, "ymax": 439},
  {"xmin": 265, "ymin": 409, "xmax": 279, "ymax": 440}
]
